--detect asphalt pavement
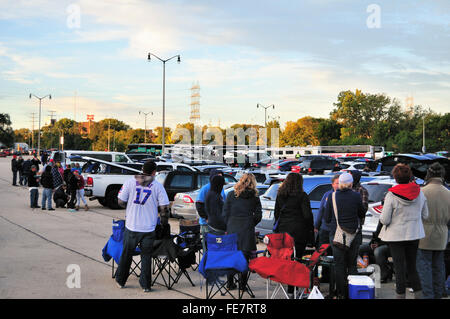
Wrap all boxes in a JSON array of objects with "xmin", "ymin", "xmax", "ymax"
[{"xmin": 0, "ymin": 156, "xmax": 443, "ymax": 300}]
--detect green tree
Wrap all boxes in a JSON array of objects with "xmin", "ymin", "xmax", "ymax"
[{"xmin": 0, "ymin": 113, "xmax": 14, "ymax": 147}]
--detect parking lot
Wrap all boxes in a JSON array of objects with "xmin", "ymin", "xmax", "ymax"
[{"xmin": 0, "ymin": 156, "xmax": 445, "ymax": 300}]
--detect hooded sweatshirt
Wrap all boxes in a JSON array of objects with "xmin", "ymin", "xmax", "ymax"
[{"xmin": 379, "ymin": 182, "xmax": 429, "ymax": 242}]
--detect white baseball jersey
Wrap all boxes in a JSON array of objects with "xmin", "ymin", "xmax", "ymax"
[{"xmin": 118, "ymin": 178, "xmax": 170, "ymax": 233}]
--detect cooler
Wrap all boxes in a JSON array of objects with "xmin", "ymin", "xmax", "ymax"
[{"xmin": 347, "ymin": 275, "xmax": 375, "ymax": 299}]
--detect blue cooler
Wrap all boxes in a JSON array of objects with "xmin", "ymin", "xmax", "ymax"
[{"xmin": 348, "ymin": 275, "xmax": 375, "ymax": 299}]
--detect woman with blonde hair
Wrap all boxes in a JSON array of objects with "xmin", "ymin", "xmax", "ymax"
[{"xmin": 223, "ymin": 173, "xmax": 262, "ymax": 289}]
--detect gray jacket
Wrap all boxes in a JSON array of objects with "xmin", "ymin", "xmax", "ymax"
[
  {"xmin": 379, "ymin": 190, "xmax": 428, "ymax": 242},
  {"xmin": 419, "ymin": 178, "xmax": 450, "ymax": 250}
]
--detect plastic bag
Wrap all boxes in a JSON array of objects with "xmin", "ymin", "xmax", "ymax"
[{"xmin": 307, "ymin": 285, "xmax": 324, "ymax": 299}]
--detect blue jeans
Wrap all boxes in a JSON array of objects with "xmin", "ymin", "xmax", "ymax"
[
  {"xmin": 30, "ymin": 189, "xmax": 39, "ymax": 208},
  {"xmin": 329, "ymin": 230, "xmax": 362, "ymax": 298},
  {"xmin": 416, "ymin": 249, "xmax": 445, "ymax": 299},
  {"xmin": 115, "ymin": 228, "xmax": 156, "ymax": 289},
  {"xmin": 41, "ymin": 188, "xmax": 53, "ymax": 209}
]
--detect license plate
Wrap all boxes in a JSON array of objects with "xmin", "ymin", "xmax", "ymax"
[{"xmin": 262, "ymin": 210, "xmax": 272, "ymax": 220}]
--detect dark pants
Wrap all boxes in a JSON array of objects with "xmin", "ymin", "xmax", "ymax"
[
  {"xmin": 416, "ymin": 249, "xmax": 445, "ymax": 299},
  {"xmin": 12, "ymin": 170, "xmax": 17, "ymax": 185},
  {"xmin": 67, "ymin": 189, "xmax": 77, "ymax": 209},
  {"xmin": 55, "ymin": 198, "xmax": 67, "ymax": 208},
  {"xmin": 388, "ymin": 240, "xmax": 422, "ymax": 295},
  {"xmin": 30, "ymin": 189, "xmax": 39, "ymax": 208},
  {"xmin": 330, "ymin": 230, "xmax": 362, "ymax": 298},
  {"xmin": 21, "ymin": 172, "xmax": 28, "ymax": 186},
  {"xmin": 115, "ymin": 228, "xmax": 156, "ymax": 290}
]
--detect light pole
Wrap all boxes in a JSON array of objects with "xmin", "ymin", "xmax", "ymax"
[
  {"xmin": 139, "ymin": 110, "xmax": 154, "ymax": 144},
  {"xmin": 147, "ymin": 52, "xmax": 181, "ymax": 154},
  {"xmin": 256, "ymin": 103, "xmax": 275, "ymax": 127},
  {"xmin": 29, "ymin": 93, "xmax": 51, "ymax": 157},
  {"xmin": 422, "ymin": 116, "xmax": 426, "ymax": 154}
]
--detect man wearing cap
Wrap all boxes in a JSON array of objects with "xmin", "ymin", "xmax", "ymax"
[{"xmin": 114, "ymin": 160, "xmax": 170, "ymax": 293}]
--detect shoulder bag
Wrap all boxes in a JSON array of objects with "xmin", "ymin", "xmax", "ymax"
[{"xmin": 332, "ymin": 192, "xmax": 358, "ymax": 250}]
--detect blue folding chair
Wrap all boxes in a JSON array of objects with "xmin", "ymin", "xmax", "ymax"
[
  {"xmin": 102, "ymin": 219, "xmax": 141, "ymax": 279},
  {"xmin": 198, "ymin": 233, "xmax": 249, "ymax": 299}
]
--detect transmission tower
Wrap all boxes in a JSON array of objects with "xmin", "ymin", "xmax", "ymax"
[{"xmin": 189, "ymin": 81, "xmax": 200, "ymax": 125}]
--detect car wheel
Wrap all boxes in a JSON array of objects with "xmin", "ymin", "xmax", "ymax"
[
  {"xmin": 98, "ymin": 197, "xmax": 107, "ymax": 207},
  {"xmin": 106, "ymin": 187, "xmax": 122, "ymax": 210}
]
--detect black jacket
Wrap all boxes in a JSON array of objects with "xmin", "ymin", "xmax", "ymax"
[
  {"xmin": 28, "ymin": 172, "xmax": 40, "ymax": 187},
  {"xmin": 274, "ymin": 191, "xmax": 315, "ymax": 245},
  {"xmin": 11, "ymin": 159, "xmax": 19, "ymax": 172},
  {"xmin": 40, "ymin": 172, "xmax": 54, "ymax": 189},
  {"xmin": 205, "ymin": 191, "xmax": 226, "ymax": 231},
  {"xmin": 53, "ymin": 186, "xmax": 69, "ymax": 203},
  {"xmin": 17, "ymin": 159, "xmax": 24, "ymax": 172},
  {"xmin": 67, "ymin": 173, "xmax": 79, "ymax": 191},
  {"xmin": 31, "ymin": 158, "xmax": 41, "ymax": 171},
  {"xmin": 223, "ymin": 189, "xmax": 262, "ymax": 253},
  {"xmin": 324, "ymin": 188, "xmax": 364, "ymax": 234},
  {"xmin": 22, "ymin": 160, "xmax": 32, "ymax": 176}
]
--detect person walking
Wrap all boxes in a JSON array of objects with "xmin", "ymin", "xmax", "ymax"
[
  {"xmin": 204, "ymin": 174, "xmax": 227, "ymax": 234},
  {"xmin": 274, "ymin": 172, "xmax": 315, "ymax": 298},
  {"xmin": 223, "ymin": 173, "xmax": 262, "ymax": 290},
  {"xmin": 28, "ymin": 165, "xmax": 40, "ymax": 209},
  {"xmin": 40, "ymin": 165, "xmax": 55, "ymax": 211},
  {"xmin": 115, "ymin": 160, "xmax": 170, "ymax": 293},
  {"xmin": 11, "ymin": 155, "xmax": 19, "ymax": 186},
  {"xmin": 324, "ymin": 172, "xmax": 365, "ymax": 299},
  {"xmin": 378, "ymin": 163, "xmax": 429, "ymax": 299},
  {"xmin": 416, "ymin": 163, "xmax": 450, "ymax": 299},
  {"xmin": 73, "ymin": 170, "xmax": 89, "ymax": 211}
]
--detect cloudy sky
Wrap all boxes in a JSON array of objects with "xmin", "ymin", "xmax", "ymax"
[{"xmin": 1, "ymin": 0, "xmax": 449, "ymax": 130}]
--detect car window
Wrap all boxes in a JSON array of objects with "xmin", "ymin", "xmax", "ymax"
[
  {"xmin": 355, "ymin": 164, "xmax": 366, "ymax": 170},
  {"xmin": 157, "ymin": 165, "xmax": 173, "ymax": 172},
  {"xmin": 253, "ymin": 173, "xmax": 267, "ymax": 183},
  {"xmin": 364, "ymin": 184, "xmax": 393, "ymax": 203},
  {"xmin": 177, "ymin": 166, "xmax": 192, "ymax": 172},
  {"xmin": 224, "ymin": 175, "xmax": 236, "ymax": 185},
  {"xmin": 87, "ymin": 154, "xmax": 112, "ymax": 162},
  {"xmin": 115, "ymin": 154, "xmax": 128, "ymax": 163},
  {"xmin": 341, "ymin": 164, "xmax": 350, "ymax": 169},
  {"xmin": 155, "ymin": 173, "xmax": 167, "ymax": 185},
  {"xmin": 168, "ymin": 175, "xmax": 194, "ymax": 188},
  {"xmin": 308, "ymin": 184, "xmax": 332, "ymax": 201},
  {"xmin": 199, "ymin": 175, "xmax": 210, "ymax": 187}
]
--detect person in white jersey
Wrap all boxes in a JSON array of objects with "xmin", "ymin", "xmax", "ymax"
[{"xmin": 114, "ymin": 160, "xmax": 170, "ymax": 292}]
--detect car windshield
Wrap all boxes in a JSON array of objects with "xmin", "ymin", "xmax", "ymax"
[{"xmin": 364, "ymin": 183, "xmax": 393, "ymax": 203}]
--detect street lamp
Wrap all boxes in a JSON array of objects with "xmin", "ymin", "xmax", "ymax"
[
  {"xmin": 256, "ymin": 103, "xmax": 275, "ymax": 127},
  {"xmin": 139, "ymin": 110, "xmax": 154, "ymax": 144},
  {"xmin": 147, "ymin": 52, "xmax": 181, "ymax": 154},
  {"xmin": 29, "ymin": 93, "xmax": 51, "ymax": 157}
]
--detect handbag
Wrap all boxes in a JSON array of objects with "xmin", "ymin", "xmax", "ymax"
[{"xmin": 332, "ymin": 192, "xmax": 358, "ymax": 250}]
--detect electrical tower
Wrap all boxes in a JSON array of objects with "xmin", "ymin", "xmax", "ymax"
[
  {"xmin": 48, "ymin": 110, "xmax": 56, "ymax": 126},
  {"xmin": 189, "ymin": 81, "xmax": 200, "ymax": 125}
]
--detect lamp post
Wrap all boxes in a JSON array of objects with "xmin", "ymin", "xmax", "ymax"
[
  {"xmin": 147, "ymin": 52, "xmax": 181, "ymax": 154},
  {"xmin": 139, "ymin": 110, "xmax": 153, "ymax": 144},
  {"xmin": 29, "ymin": 93, "xmax": 51, "ymax": 157},
  {"xmin": 256, "ymin": 103, "xmax": 275, "ymax": 127}
]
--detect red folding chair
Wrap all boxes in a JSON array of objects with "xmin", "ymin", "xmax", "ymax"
[{"xmin": 249, "ymin": 233, "xmax": 311, "ymax": 299}]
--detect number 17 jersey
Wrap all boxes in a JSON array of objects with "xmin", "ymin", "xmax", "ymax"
[{"xmin": 118, "ymin": 178, "xmax": 170, "ymax": 232}]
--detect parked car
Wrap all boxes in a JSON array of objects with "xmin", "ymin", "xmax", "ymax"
[
  {"xmin": 127, "ymin": 153, "xmax": 157, "ymax": 163},
  {"xmin": 267, "ymin": 160, "xmax": 301, "ymax": 172},
  {"xmin": 254, "ymin": 175, "xmax": 379, "ymax": 240},
  {"xmin": 235, "ymin": 169, "xmax": 287, "ymax": 185},
  {"xmin": 51, "ymin": 150, "xmax": 134, "ymax": 167},
  {"xmin": 340, "ymin": 161, "xmax": 367, "ymax": 171},
  {"xmin": 291, "ymin": 155, "xmax": 340, "ymax": 175},
  {"xmin": 375, "ymin": 153, "xmax": 450, "ymax": 183},
  {"xmin": 0, "ymin": 151, "xmax": 6, "ymax": 158},
  {"xmin": 194, "ymin": 164, "xmax": 230, "ymax": 174},
  {"xmin": 172, "ymin": 183, "xmax": 270, "ymax": 220}
]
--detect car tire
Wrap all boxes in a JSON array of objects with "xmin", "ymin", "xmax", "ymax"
[
  {"xmin": 106, "ymin": 187, "xmax": 122, "ymax": 210},
  {"xmin": 98, "ymin": 197, "xmax": 107, "ymax": 207}
]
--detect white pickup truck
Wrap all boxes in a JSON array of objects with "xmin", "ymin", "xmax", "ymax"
[{"xmin": 80, "ymin": 156, "xmax": 199, "ymax": 209}]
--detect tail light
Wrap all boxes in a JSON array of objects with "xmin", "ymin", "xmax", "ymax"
[
  {"xmin": 182, "ymin": 195, "xmax": 194, "ymax": 204},
  {"xmin": 273, "ymin": 165, "xmax": 280, "ymax": 170},
  {"xmin": 373, "ymin": 205, "xmax": 383, "ymax": 214},
  {"xmin": 86, "ymin": 177, "xmax": 93, "ymax": 187},
  {"xmin": 308, "ymin": 168, "xmax": 312, "ymax": 173}
]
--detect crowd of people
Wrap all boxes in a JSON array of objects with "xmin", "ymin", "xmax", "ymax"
[{"xmin": 11, "ymin": 154, "xmax": 88, "ymax": 212}]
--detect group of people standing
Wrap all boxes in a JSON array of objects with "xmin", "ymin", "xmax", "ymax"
[{"xmin": 11, "ymin": 154, "xmax": 88, "ymax": 212}]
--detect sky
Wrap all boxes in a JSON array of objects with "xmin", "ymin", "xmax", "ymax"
[{"xmin": 0, "ymin": 0, "xmax": 449, "ymax": 131}]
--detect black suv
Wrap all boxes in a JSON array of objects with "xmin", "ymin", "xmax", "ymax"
[{"xmin": 298, "ymin": 156, "xmax": 340, "ymax": 174}]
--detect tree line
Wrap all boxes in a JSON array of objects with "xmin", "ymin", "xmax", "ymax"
[{"xmin": 5, "ymin": 89, "xmax": 449, "ymax": 153}]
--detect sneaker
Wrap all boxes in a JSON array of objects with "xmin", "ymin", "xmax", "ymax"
[
  {"xmin": 142, "ymin": 288, "xmax": 151, "ymax": 293},
  {"xmin": 42, "ymin": 208, "xmax": 46, "ymax": 210},
  {"xmin": 48, "ymin": 208, "xmax": 55, "ymax": 211}
]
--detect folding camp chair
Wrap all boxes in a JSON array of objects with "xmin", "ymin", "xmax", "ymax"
[
  {"xmin": 199, "ymin": 233, "xmax": 249, "ymax": 299},
  {"xmin": 151, "ymin": 221, "xmax": 197, "ymax": 290},
  {"xmin": 178, "ymin": 219, "xmax": 202, "ymax": 271},
  {"xmin": 249, "ymin": 233, "xmax": 311, "ymax": 299},
  {"xmin": 102, "ymin": 219, "xmax": 141, "ymax": 279}
]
